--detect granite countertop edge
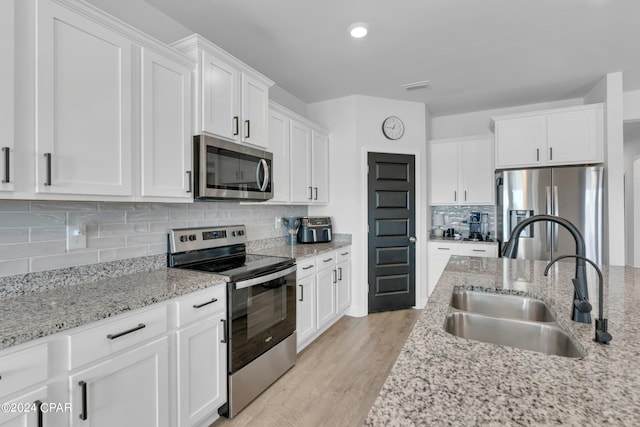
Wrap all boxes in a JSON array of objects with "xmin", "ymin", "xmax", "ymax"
[{"xmin": 0, "ymin": 241, "xmax": 350, "ymax": 351}]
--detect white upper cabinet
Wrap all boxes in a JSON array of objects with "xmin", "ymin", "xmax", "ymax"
[
  {"xmin": 36, "ymin": 0, "xmax": 134, "ymax": 197},
  {"xmin": 430, "ymin": 136, "xmax": 494, "ymax": 205},
  {"xmin": 311, "ymin": 130, "xmax": 330, "ymax": 204},
  {"xmin": 268, "ymin": 107, "xmax": 291, "ymax": 203},
  {"xmin": 173, "ymin": 35, "xmax": 273, "ymax": 149},
  {"xmin": 492, "ymin": 103, "xmax": 603, "ymax": 169},
  {"xmin": 0, "ymin": 0, "xmax": 14, "ymax": 194},
  {"xmin": 290, "ymin": 119, "xmax": 313, "ymax": 202},
  {"xmin": 140, "ymin": 48, "xmax": 193, "ymax": 200}
]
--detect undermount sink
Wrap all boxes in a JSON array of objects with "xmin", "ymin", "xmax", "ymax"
[
  {"xmin": 444, "ymin": 312, "xmax": 586, "ymax": 358},
  {"xmin": 444, "ymin": 289, "xmax": 585, "ymax": 358},
  {"xmin": 449, "ymin": 290, "xmax": 556, "ymax": 322}
]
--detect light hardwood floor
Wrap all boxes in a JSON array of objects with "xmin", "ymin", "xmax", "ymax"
[{"xmin": 212, "ymin": 308, "xmax": 421, "ymax": 427}]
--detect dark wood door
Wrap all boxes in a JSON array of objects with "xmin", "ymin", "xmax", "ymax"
[{"xmin": 367, "ymin": 152, "xmax": 416, "ymax": 312}]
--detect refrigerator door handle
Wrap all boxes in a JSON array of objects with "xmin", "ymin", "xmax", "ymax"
[
  {"xmin": 553, "ymin": 185, "xmax": 559, "ymax": 251},
  {"xmin": 546, "ymin": 186, "xmax": 552, "ymax": 252}
]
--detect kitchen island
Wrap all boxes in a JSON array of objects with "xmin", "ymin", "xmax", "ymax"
[{"xmin": 366, "ymin": 256, "xmax": 640, "ymax": 425}]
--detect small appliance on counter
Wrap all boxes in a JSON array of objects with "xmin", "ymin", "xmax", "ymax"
[
  {"xmin": 468, "ymin": 212, "xmax": 482, "ymax": 241},
  {"xmin": 297, "ymin": 216, "xmax": 332, "ymax": 243}
]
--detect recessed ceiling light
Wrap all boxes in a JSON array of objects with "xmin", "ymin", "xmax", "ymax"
[{"xmin": 349, "ymin": 23, "xmax": 368, "ymax": 38}]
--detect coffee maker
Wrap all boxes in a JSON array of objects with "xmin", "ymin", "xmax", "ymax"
[{"xmin": 468, "ymin": 212, "xmax": 482, "ymax": 240}]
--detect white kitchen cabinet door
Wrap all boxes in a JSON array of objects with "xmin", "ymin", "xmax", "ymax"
[
  {"xmin": 427, "ymin": 242, "xmax": 459, "ymax": 298},
  {"xmin": 459, "ymin": 243, "xmax": 498, "ymax": 258},
  {"xmin": 241, "ymin": 74, "xmax": 269, "ymax": 148},
  {"xmin": 268, "ymin": 109, "xmax": 291, "ymax": 203},
  {"xmin": 290, "ymin": 120, "xmax": 312, "ymax": 203},
  {"xmin": 430, "ymin": 142, "xmax": 459, "ymax": 205},
  {"xmin": 336, "ymin": 259, "xmax": 351, "ymax": 313},
  {"xmin": 296, "ymin": 273, "xmax": 316, "ymax": 351},
  {"xmin": 316, "ymin": 253, "xmax": 337, "ymax": 330},
  {"xmin": 69, "ymin": 336, "xmax": 169, "ymax": 427},
  {"xmin": 0, "ymin": 386, "xmax": 48, "ymax": 427},
  {"xmin": 311, "ymin": 130, "xmax": 330, "ymax": 204},
  {"xmin": 459, "ymin": 138, "xmax": 494, "ymax": 205},
  {"xmin": 494, "ymin": 115, "xmax": 545, "ymax": 169},
  {"xmin": 36, "ymin": 0, "xmax": 133, "ymax": 196},
  {"xmin": 200, "ymin": 51, "xmax": 239, "ymax": 141},
  {"xmin": 546, "ymin": 107, "xmax": 600, "ymax": 165},
  {"xmin": 140, "ymin": 48, "xmax": 192, "ymax": 200},
  {"xmin": 177, "ymin": 313, "xmax": 226, "ymax": 427},
  {"xmin": 0, "ymin": 0, "xmax": 14, "ymax": 193}
]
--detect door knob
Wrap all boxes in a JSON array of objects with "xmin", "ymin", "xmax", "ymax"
[{"xmin": 409, "ymin": 236, "xmax": 417, "ymax": 243}]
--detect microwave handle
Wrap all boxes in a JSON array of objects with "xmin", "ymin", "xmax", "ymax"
[{"xmin": 256, "ymin": 159, "xmax": 269, "ymax": 192}]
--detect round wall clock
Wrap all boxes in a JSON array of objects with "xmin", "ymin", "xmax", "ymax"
[{"xmin": 382, "ymin": 116, "xmax": 404, "ymax": 140}]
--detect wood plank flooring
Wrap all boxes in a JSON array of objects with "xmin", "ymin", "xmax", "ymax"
[{"xmin": 211, "ymin": 308, "xmax": 421, "ymax": 427}]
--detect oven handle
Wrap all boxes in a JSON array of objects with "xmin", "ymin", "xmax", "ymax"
[{"xmin": 234, "ymin": 265, "xmax": 297, "ymax": 290}]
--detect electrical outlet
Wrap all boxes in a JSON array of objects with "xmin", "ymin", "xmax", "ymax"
[
  {"xmin": 67, "ymin": 224, "xmax": 87, "ymax": 250},
  {"xmin": 275, "ymin": 217, "xmax": 282, "ymax": 230}
]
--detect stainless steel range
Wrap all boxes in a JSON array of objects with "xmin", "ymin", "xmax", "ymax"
[{"xmin": 168, "ymin": 225, "xmax": 297, "ymax": 418}]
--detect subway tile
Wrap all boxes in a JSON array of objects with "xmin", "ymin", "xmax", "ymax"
[
  {"xmin": 147, "ymin": 243, "xmax": 167, "ymax": 256},
  {"xmin": 126, "ymin": 210, "xmax": 169, "ymax": 222},
  {"xmin": 30, "ymin": 251, "xmax": 99, "ymax": 273},
  {"xmin": 0, "ymin": 200, "xmax": 29, "ymax": 212},
  {"xmin": 30, "ymin": 201, "xmax": 98, "ymax": 212},
  {"xmin": 98, "ymin": 222, "xmax": 149, "ymax": 236},
  {"xmin": 0, "ymin": 212, "xmax": 66, "ymax": 227},
  {"xmin": 29, "ymin": 226, "xmax": 67, "ymax": 242},
  {"xmin": 99, "ymin": 246, "xmax": 148, "ymax": 263},
  {"xmin": 68, "ymin": 211, "xmax": 126, "ymax": 226},
  {"xmin": 168, "ymin": 210, "xmax": 203, "ymax": 221},
  {"xmin": 87, "ymin": 236, "xmax": 126, "ymax": 250},
  {"xmin": 149, "ymin": 221, "xmax": 187, "ymax": 233},
  {"xmin": 0, "ymin": 228, "xmax": 29, "ymax": 244},
  {"xmin": 126, "ymin": 232, "xmax": 167, "ymax": 246},
  {"xmin": 0, "ymin": 259, "xmax": 29, "ymax": 277},
  {"xmin": 0, "ymin": 240, "xmax": 65, "ymax": 260},
  {"xmin": 148, "ymin": 203, "xmax": 187, "ymax": 211},
  {"xmin": 99, "ymin": 202, "xmax": 149, "ymax": 212}
]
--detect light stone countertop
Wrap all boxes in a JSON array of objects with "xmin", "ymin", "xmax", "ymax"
[
  {"xmin": 366, "ymin": 256, "xmax": 640, "ymax": 426},
  {"xmin": 428, "ymin": 236, "xmax": 499, "ymax": 245},
  {"xmin": 0, "ymin": 239, "xmax": 350, "ymax": 351}
]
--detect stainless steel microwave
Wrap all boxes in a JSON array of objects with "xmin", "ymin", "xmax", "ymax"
[{"xmin": 193, "ymin": 135, "xmax": 273, "ymax": 201}]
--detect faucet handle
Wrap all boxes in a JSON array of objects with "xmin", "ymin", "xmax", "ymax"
[{"xmin": 571, "ymin": 278, "xmax": 592, "ymax": 313}]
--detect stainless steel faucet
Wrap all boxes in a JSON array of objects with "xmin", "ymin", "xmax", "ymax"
[
  {"xmin": 544, "ymin": 254, "xmax": 612, "ymax": 344},
  {"xmin": 501, "ymin": 214, "xmax": 591, "ymax": 323}
]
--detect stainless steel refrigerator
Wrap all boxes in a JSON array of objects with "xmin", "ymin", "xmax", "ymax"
[{"xmin": 496, "ymin": 165, "xmax": 605, "ymax": 264}]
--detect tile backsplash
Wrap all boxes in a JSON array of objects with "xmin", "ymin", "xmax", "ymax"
[
  {"xmin": 431, "ymin": 205, "xmax": 496, "ymax": 238},
  {"xmin": 0, "ymin": 200, "xmax": 307, "ymax": 277}
]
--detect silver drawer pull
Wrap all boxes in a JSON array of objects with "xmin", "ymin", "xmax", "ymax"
[
  {"xmin": 193, "ymin": 298, "xmax": 218, "ymax": 309},
  {"xmin": 341, "ymin": 252, "xmax": 349, "ymax": 256},
  {"xmin": 472, "ymin": 249, "xmax": 486, "ymax": 252},
  {"xmin": 323, "ymin": 258, "xmax": 333, "ymax": 263},
  {"xmin": 107, "ymin": 323, "xmax": 146, "ymax": 340},
  {"xmin": 302, "ymin": 265, "xmax": 314, "ymax": 270},
  {"xmin": 437, "ymin": 247, "xmax": 451, "ymax": 250}
]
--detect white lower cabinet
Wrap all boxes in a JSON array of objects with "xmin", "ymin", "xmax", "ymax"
[
  {"xmin": 0, "ymin": 342, "xmax": 49, "ymax": 427},
  {"xmin": 68, "ymin": 337, "xmax": 170, "ymax": 427},
  {"xmin": 175, "ymin": 287, "xmax": 227, "ymax": 427},
  {"xmin": 428, "ymin": 242, "xmax": 498, "ymax": 297},
  {"xmin": 296, "ymin": 247, "xmax": 351, "ymax": 352}
]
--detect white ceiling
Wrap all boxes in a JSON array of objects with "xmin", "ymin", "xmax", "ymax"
[{"xmin": 145, "ymin": 0, "xmax": 640, "ymax": 117}]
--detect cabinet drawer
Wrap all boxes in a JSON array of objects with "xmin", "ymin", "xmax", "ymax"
[
  {"xmin": 68, "ymin": 305, "xmax": 168, "ymax": 370},
  {"xmin": 337, "ymin": 247, "xmax": 351, "ymax": 263},
  {"xmin": 429, "ymin": 242, "xmax": 460, "ymax": 255},
  {"xmin": 0, "ymin": 343, "xmax": 48, "ymax": 397},
  {"xmin": 176, "ymin": 285, "xmax": 226, "ymax": 328},
  {"xmin": 297, "ymin": 258, "xmax": 317, "ymax": 279},
  {"xmin": 317, "ymin": 252, "xmax": 337, "ymax": 271},
  {"xmin": 460, "ymin": 244, "xmax": 498, "ymax": 258}
]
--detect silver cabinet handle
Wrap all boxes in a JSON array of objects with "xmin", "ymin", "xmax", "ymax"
[
  {"xmin": 44, "ymin": 153, "xmax": 52, "ymax": 186},
  {"xmin": 454, "ymin": 190, "xmax": 457, "ymax": 202},
  {"xmin": 536, "ymin": 148, "xmax": 540, "ymax": 161},
  {"xmin": 302, "ymin": 265, "xmax": 314, "ymax": 270},
  {"xmin": 464, "ymin": 190, "xmax": 467, "ymax": 201},
  {"xmin": 472, "ymin": 249, "xmax": 486, "ymax": 252},
  {"xmin": 298, "ymin": 284, "xmax": 304, "ymax": 302},
  {"xmin": 308, "ymin": 186, "xmax": 313, "ymax": 200},
  {"xmin": 221, "ymin": 319, "xmax": 228, "ymax": 344},
  {"xmin": 549, "ymin": 147, "xmax": 553, "ymax": 160},
  {"xmin": 323, "ymin": 258, "xmax": 333, "ymax": 263},
  {"xmin": 338, "ymin": 267, "xmax": 343, "ymax": 281},
  {"xmin": 437, "ymin": 247, "xmax": 451, "ymax": 250},
  {"xmin": 2, "ymin": 147, "xmax": 9, "ymax": 184},
  {"xmin": 332, "ymin": 269, "xmax": 337, "ymax": 284},
  {"xmin": 186, "ymin": 171, "xmax": 192, "ymax": 193},
  {"xmin": 314, "ymin": 187, "xmax": 318, "ymax": 200}
]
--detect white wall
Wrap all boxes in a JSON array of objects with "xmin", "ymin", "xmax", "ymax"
[
  {"xmin": 585, "ymin": 72, "xmax": 625, "ymax": 266},
  {"xmin": 624, "ymin": 123, "xmax": 640, "ymax": 266},
  {"xmin": 308, "ymin": 95, "xmax": 428, "ymax": 316},
  {"xmin": 624, "ymin": 90, "xmax": 640, "ymax": 122},
  {"xmin": 430, "ymin": 98, "xmax": 584, "ymax": 139}
]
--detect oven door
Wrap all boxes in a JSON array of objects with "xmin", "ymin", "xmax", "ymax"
[
  {"xmin": 228, "ymin": 265, "xmax": 296, "ymax": 373},
  {"xmin": 195, "ymin": 135, "xmax": 273, "ymax": 201}
]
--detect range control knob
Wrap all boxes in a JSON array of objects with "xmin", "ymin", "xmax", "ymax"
[
  {"xmin": 188, "ymin": 234, "xmax": 197, "ymax": 241},
  {"xmin": 179, "ymin": 235, "xmax": 188, "ymax": 243}
]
